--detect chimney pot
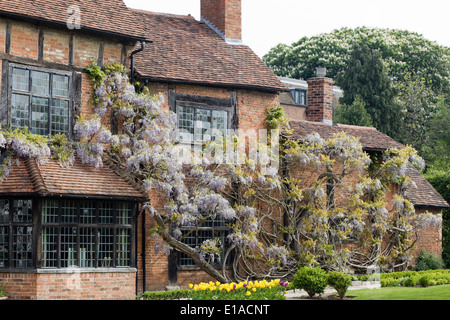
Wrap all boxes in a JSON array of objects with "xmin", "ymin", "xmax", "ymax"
[{"xmin": 316, "ymin": 67, "xmax": 327, "ymax": 77}]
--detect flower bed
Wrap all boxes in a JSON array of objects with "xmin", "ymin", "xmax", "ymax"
[
  {"xmin": 189, "ymin": 279, "xmax": 289, "ymax": 300},
  {"xmin": 140, "ymin": 279, "xmax": 289, "ymax": 300}
]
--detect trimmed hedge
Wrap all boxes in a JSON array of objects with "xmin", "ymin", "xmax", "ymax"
[
  {"xmin": 359, "ymin": 269, "xmax": 450, "ymax": 287},
  {"xmin": 140, "ymin": 289, "xmax": 191, "ymax": 300}
]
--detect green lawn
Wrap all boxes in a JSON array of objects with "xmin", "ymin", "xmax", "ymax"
[{"xmin": 348, "ymin": 284, "xmax": 450, "ymax": 300}]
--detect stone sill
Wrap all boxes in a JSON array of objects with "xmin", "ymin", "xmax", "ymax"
[{"xmin": 37, "ymin": 267, "xmax": 137, "ymax": 274}]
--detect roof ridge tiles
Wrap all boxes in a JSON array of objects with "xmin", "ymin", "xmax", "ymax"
[
  {"xmin": 24, "ymin": 157, "xmax": 48, "ymax": 194},
  {"xmin": 335, "ymin": 123, "xmax": 377, "ymax": 130},
  {"xmin": 131, "ymin": 7, "xmax": 196, "ymax": 20}
]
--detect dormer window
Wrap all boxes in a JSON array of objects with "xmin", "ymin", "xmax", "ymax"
[
  {"xmin": 290, "ymin": 88, "xmax": 307, "ymax": 106},
  {"xmin": 9, "ymin": 65, "xmax": 72, "ymax": 137}
]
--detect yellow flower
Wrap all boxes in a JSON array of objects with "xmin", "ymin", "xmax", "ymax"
[
  {"xmin": 246, "ymin": 291, "xmax": 251, "ymax": 296},
  {"xmin": 252, "ymin": 288, "xmax": 256, "ymax": 292},
  {"xmin": 189, "ymin": 284, "xmax": 193, "ymax": 289},
  {"xmin": 216, "ymin": 281, "xmax": 221, "ymax": 286}
]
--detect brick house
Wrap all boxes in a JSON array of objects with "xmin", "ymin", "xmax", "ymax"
[
  {"xmin": 279, "ymin": 71, "xmax": 449, "ymax": 263},
  {"xmin": 0, "ymin": 0, "xmax": 447, "ymax": 300},
  {"xmin": 0, "ymin": 0, "xmax": 285, "ymax": 299}
]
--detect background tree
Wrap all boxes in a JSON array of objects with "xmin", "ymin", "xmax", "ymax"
[
  {"xmin": 338, "ymin": 43, "xmax": 402, "ymax": 138},
  {"xmin": 263, "ymin": 27, "xmax": 450, "ymax": 96},
  {"xmin": 333, "ymin": 96, "xmax": 373, "ymax": 127},
  {"xmin": 394, "ymin": 74, "xmax": 436, "ymax": 152},
  {"xmin": 421, "ymin": 98, "xmax": 450, "ymax": 170},
  {"xmin": 423, "ymin": 99, "xmax": 450, "ymax": 267}
]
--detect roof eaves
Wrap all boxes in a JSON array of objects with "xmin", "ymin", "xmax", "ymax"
[
  {"xmin": 139, "ymin": 76, "xmax": 289, "ymax": 93},
  {"xmin": 413, "ymin": 203, "xmax": 450, "ymax": 209},
  {"xmin": 0, "ymin": 10, "xmax": 149, "ymax": 43}
]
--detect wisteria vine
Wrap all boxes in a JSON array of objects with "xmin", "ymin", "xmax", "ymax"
[{"xmin": 0, "ymin": 63, "xmax": 439, "ymax": 283}]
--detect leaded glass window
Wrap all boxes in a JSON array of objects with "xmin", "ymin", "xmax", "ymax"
[
  {"xmin": 0, "ymin": 199, "xmax": 33, "ymax": 269},
  {"xmin": 177, "ymin": 105, "xmax": 228, "ymax": 143},
  {"xmin": 0, "ymin": 198, "xmax": 137, "ymax": 270},
  {"xmin": 10, "ymin": 65, "xmax": 71, "ymax": 136},
  {"xmin": 40, "ymin": 199, "xmax": 135, "ymax": 269},
  {"xmin": 178, "ymin": 214, "xmax": 230, "ymax": 267}
]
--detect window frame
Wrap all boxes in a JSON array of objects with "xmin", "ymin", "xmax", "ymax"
[
  {"xmin": 177, "ymin": 214, "xmax": 232, "ymax": 269},
  {"xmin": 0, "ymin": 198, "xmax": 35, "ymax": 270},
  {"xmin": 176, "ymin": 102, "xmax": 230, "ymax": 143},
  {"xmin": 170, "ymin": 92, "xmax": 237, "ymax": 145},
  {"xmin": 290, "ymin": 88, "xmax": 307, "ymax": 106},
  {"xmin": 8, "ymin": 63, "xmax": 73, "ymax": 138},
  {"xmin": 0, "ymin": 197, "xmax": 138, "ymax": 271}
]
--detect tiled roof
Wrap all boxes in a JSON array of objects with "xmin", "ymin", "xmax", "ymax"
[
  {"xmin": 131, "ymin": 9, "xmax": 287, "ymax": 92},
  {"xmin": 0, "ymin": 158, "xmax": 148, "ymax": 200},
  {"xmin": 0, "ymin": 0, "xmax": 146, "ymax": 40},
  {"xmin": 286, "ymin": 120, "xmax": 449, "ymax": 208},
  {"xmin": 287, "ymin": 120, "xmax": 405, "ymax": 151},
  {"xmin": 405, "ymin": 164, "xmax": 449, "ymax": 208}
]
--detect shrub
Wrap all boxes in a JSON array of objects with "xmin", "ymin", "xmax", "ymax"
[
  {"xmin": 381, "ymin": 278, "xmax": 401, "ymax": 287},
  {"xmin": 418, "ymin": 275, "xmax": 432, "ymax": 287},
  {"xmin": 414, "ymin": 251, "xmax": 445, "ymax": 271},
  {"xmin": 402, "ymin": 277, "xmax": 416, "ymax": 287},
  {"xmin": 327, "ymin": 271, "xmax": 353, "ymax": 299},
  {"xmin": 292, "ymin": 266, "xmax": 328, "ymax": 298},
  {"xmin": 0, "ymin": 286, "xmax": 7, "ymax": 298}
]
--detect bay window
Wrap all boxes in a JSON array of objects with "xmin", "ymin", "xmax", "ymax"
[{"xmin": 0, "ymin": 198, "xmax": 137, "ymax": 270}]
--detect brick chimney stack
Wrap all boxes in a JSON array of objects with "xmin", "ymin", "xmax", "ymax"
[
  {"xmin": 201, "ymin": 0, "xmax": 242, "ymax": 43},
  {"xmin": 307, "ymin": 67, "xmax": 334, "ymax": 125}
]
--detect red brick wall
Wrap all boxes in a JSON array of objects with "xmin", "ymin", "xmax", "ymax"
[
  {"xmin": 282, "ymin": 103, "xmax": 307, "ymax": 121},
  {"xmin": 0, "ymin": 20, "xmax": 5, "ymax": 53},
  {"xmin": 411, "ymin": 207, "xmax": 443, "ymax": 259},
  {"xmin": 0, "ymin": 271, "xmax": 137, "ymax": 300},
  {"xmin": 0, "ymin": 273, "xmax": 37, "ymax": 300},
  {"xmin": 10, "ymin": 21, "xmax": 39, "ymax": 60},
  {"xmin": 43, "ymin": 29, "xmax": 70, "ymax": 65}
]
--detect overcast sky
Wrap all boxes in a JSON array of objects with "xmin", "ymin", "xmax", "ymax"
[{"xmin": 124, "ymin": 0, "xmax": 450, "ymax": 58}]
